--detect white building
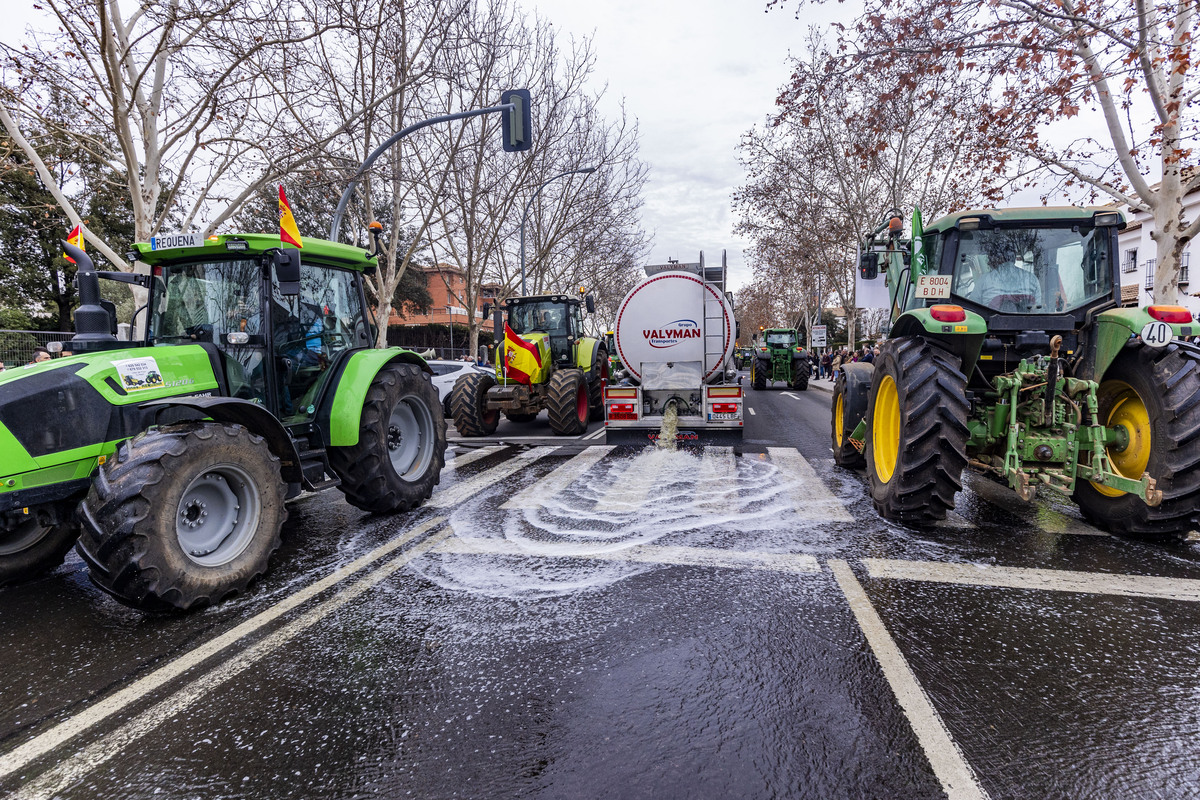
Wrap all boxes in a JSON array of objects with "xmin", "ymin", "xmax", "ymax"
[{"xmin": 1117, "ymin": 183, "xmax": 1200, "ymax": 314}]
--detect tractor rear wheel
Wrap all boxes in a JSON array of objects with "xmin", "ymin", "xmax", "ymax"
[
  {"xmin": 865, "ymin": 338, "xmax": 969, "ymax": 523},
  {"xmin": 77, "ymin": 422, "xmax": 285, "ymax": 611},
  {"xmin": 546, "ymin": 369, "xmax": 589, "ymax": 435},
  {"xmin": 450, "ymin": 371, "xmax": 499, "ymax": 437},
  {"xmin": 832, "ymin": 364, "xmax": 872, "ymax": 469},
  {"xmin": 752, "ymin": 360, "xmax": 767, "ymax": 390},
  {"xmin": 330, "ymin": 362, "xmax": 446, "ymax": 514},
  {"xmin": 588, "ymin": 348, "xmax": 609, "ymax": 422},
  {"xmin": 0, "ymin": 513, "xmax": 79, "ymax": 585},
  {"xmin": 1074, "ymin": 344, "xmax": 1200, "ymax": 540}
]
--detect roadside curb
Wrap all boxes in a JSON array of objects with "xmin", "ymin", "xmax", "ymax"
[{"xmin": 809, "ymin": 380, "xmax": 834, "ymax": 395}]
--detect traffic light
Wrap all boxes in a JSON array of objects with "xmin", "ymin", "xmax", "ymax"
[{"xmin": 500, "ymin": 89, "xmax": 532, "ymax": 152}]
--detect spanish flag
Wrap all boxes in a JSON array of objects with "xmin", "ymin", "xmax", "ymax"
[
  {"xmin": 65, "ymin": 224, "xmax": 84, "ymax": 263},
  {"xmin": 279, "ymin": 185, "xmax": 303, "ymax": 248},
  {"xmin": 504, "ymin": 323, "xmax": 542, "ymax": 385}
]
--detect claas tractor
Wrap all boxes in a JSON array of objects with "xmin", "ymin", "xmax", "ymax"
[
  {"xmin": 0, "ymin": 233, "xmax": 446, "ymax": 609},
  {"xmin": 751, "ymin": 328, "xmax": 811, "ymax": 390},
  {"xmin": 450, "ymin": 293, "xmax": 608, "ymax": 435},
  {"xmin": 832, "ymin": 206, "xmax": 1200, "ymax": 539}
]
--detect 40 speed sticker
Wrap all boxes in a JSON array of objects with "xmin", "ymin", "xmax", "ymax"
[{"xmin": 1140, "ymin": 320, "xmax": 1173, "ymax": 348}]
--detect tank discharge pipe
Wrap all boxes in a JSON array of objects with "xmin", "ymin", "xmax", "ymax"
[{"xmin": 657, "ymin": 399, "xmax": 679, "ymax": 451}]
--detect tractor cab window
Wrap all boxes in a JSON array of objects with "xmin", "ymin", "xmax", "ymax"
[
  {"xmin": 271, "ymin": 265, "xmax": 367, "ymax": 421},
  {"xmin": 508, "ymin": 302, "xmax": 572, "ymax": 363},
  {"xmin": 951, "ymin": 225, "xmax": 1113, "ymax": 314},
  {"xmin": 149, "ymin": 258, "xmax": 269, "ymax": 404},
  {"xmin": 765, "ymin": 331, "xmax": 796, "ymax": 347}
]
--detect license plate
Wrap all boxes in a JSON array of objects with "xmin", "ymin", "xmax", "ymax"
[
  {"xmin": 150, "ymin": 233, "xmax": 203, "ymax": 250},
  {"xmin": 708, "ymin": 412, "xmax": 738, "ymax": 420}
]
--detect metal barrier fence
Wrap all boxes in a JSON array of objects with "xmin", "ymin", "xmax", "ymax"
[{"xmin": 0, "ymin": 330, "xmax": 76, "ymax": 370}]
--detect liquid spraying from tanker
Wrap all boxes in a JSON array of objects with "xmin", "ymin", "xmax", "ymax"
[{"xmin": 656, "ymin": 401, "xmax": 679, "ymax": 450}]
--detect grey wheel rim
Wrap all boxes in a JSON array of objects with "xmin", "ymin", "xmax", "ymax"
[
  {"xmin": 387, "ymin": 395, "xmax": 436, "ymax": 481},
  {"xmin": 0, "ymin": 519, "xmax": 53, "ymax": 556},
  {"xmin": 175, "ymin": 463, "xmax": 262, "ymax": 567}
]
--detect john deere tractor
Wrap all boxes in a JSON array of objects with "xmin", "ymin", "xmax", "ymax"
[
  {"xmin": 0, "ymin": 234, "xmax": 446, "ymax": 609},
  {"xmin": 751, "ymin": 328, "xmax": 811, "ymax": 390},
  {"xmin": 451, "ymin": 293, "xmax": 607, "ymax": 436},
  {"xmin": 833, "ymin": 206, "xmax": 1200, "ymax": 539}
]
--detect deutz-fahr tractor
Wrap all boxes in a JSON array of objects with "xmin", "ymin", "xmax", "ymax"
[
  {"xmin": 451, "ymin": 293, "xmax": 607, "ymax": 436},
  {"xmin": 0, "ymin": 233, "xmax": 446, "ymax": 609},
  {"xmin": 833, "ymin": 206, "xmax": 1200, "ymax": 539},
  {"xmin": 751, "ymin": 328, "xmax": 812, "ymax": 391}
]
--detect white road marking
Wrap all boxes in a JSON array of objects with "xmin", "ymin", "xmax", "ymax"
[
  {"xmin": 781, "ymin": 392, "xmax": 801, "ymax": 399},
  {"xmin": 436, "ymin": 536, "xmax": 821, "ymax": 573},
  {"xmin": 766, "ymin": 447, "xmax": 854, "ymax": 522},
  {"xmin": 748, "ymin": 407, "xmax": 756, "ymax": 416},
  {"xmin": 14, "ymin": 527, "xmax": 454, "ymax": 800},
  {"xmin": 830, "ymin": 560, "xmax": 988, "ymax": 800},
  {"xmin": 583, "ymin": 427, "xmax": 607, "ymax": 440},
  {"xmin": 500, "ymin": 447, "xmax": 614, "ymax": 510},
  {"xmin": 0, "ymin": 517, "xmax": 448, "ymax": 785},
  {"xmin": 427, "ymin": 447, "xmax": 554, "ymax": 508},
  {"xmin": 445, "ymin": 444, "xmax": 507, "ymax": 469},
  {"xmin": 863, "ymin": 558, "xmax": 1200, "ymax": 601}
]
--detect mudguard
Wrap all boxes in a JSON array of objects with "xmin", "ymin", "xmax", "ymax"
[
  {"xmin": 326, "ymin": 348, "xmax": 432, "ymax": 447},
  {"xmin": 837, "ymin": 362, "xmax": 874, "ymax": 438}
]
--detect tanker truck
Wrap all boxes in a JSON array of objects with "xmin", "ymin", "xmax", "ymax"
[{"xmin": 604, "ymin": 252, "xmax": 743, "ymax": 446}]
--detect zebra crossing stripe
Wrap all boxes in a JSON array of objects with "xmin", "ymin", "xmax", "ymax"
[
  {"xmin": 446, "ymin": 444, "xmax": 507, "ymax": 470},
  {"xmin": 766, "ymin": 447, "xmax": 854, "ymax": 522},
  {"xmin": 427, "ymin": 446, "xmax": 555, "ymax": 509},
  {"xmin": 501, "ymin": 446, "xmax": 614, "ymax": 509}
]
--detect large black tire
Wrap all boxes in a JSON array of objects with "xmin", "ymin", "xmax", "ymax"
[
  {"xmin": 76, "ymin": 423, "xmax": 286, "ymax": 611},
  {"xmin": 546, "ymin": 369, "xmax": 589, "ymax": 436},
  {"xmin": 791, "ymin": 359, "xmax": 811, "ymax": 391},
  {"xmin": 587, "ymin": 347, "xmax": 609, "ymax": 422},
  {"xmin": 1073, "ymin": 343, "xmax": 1200, "ymax": 539},
  {"xmin": 752, "ymin": 360, "xmax": 767, "ymax": 390},
  {"xmin": 329, "ymin": 362, "xmax": 447, "ymax": 514},
  {"xmin": 832, "ymin": 363, "xmax": 873, "ymax": 470},
  {"xmin": 864, "ymin": 338, "xmax": 969, "ymax": 523},
  {"xmin": 450, "ymin": 371, "xmax": 499, "ymax": 437},
  {"xmin": 0, "ymin": 515, "xmax": 80, "ymax": 585}
]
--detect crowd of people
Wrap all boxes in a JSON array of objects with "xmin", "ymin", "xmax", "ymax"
[{"xmin": 817, "ymin": 345, "xmax": 879, "ymax": 381}]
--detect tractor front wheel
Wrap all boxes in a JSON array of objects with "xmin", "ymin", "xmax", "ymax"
[
  {"xmin": 864, "ymin": 338, "xmax": 968, "ymax": 523},
  {"xmin": 752, "ymin": 360, "xmax": 767, "ymax": 390},
  {"xmin": 450, "ymin": 371, "xmax": 499, "ymax": 437},
  {"xmin": 1074, "ymin": 344, "xmax": 1200, "ymax": 539},
  {"xmin": 77, "ymin": 422, "xmax": 286, "ymax": 610},
  {"xmin": 0, "ymin": 512, "xmax": 79, "ymax": 585},
  {"xmin": 832, "ymin": 363, "xmax": 872, "ymax": 470},
  {"xmin": 546, "ymin": 369, "xmax": 589, "ymax": 435},
  {"xmin": 330, "ymin": 362, "xmax": 446, "ymax": 514}
]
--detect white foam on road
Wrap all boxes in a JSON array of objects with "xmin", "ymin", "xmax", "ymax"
[
  {"xmin": 500, "ymin": 446, "xmax": 613, "ymax": 510},
  {"xmin": 863, "ymin": 558, "xmax": 1200, "ymax": 601}
]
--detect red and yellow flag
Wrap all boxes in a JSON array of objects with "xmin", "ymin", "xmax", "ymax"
[
  {"xmin": 65, "ymin": 224, "xmax": 84, "ymax": 263},
  {"xmin": 279, "ymin": 185, "xmax": 303, "ymax": 248},
  {"xmin": 504, "ymin": 323, "xmax": 542, "ymax": 385}
]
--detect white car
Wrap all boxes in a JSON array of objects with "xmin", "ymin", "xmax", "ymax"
[{"xmin": 425, "ymin": 360, "xmax": 491, "ymax": 417}]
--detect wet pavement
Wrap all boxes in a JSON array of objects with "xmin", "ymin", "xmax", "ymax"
[{"xmin": 3, "ymin": 375, "xmax": 1200, "ymax": 798}]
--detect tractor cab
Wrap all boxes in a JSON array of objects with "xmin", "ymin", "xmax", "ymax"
[
  {"xmin": 139, "ymin": 234, "xmax": 375, "ymax": 423},
  {"xmin": 504, "ymin": 295, "xmax": 587, "ymax": 366}
]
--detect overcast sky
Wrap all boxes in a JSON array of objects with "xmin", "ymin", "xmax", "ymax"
[{"xmin": 529, "ymin": 0, "xmax": 853, "ymax": 291}]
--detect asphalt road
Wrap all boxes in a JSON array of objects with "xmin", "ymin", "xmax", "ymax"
[{"xmin": 3, "ymin": 373, "xmax": 1200, "ymax": 799}]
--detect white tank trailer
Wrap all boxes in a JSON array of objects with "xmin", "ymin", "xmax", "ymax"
[{"xmin": 604, "ymin": 251, "xmax": 744, "ymax": 446}]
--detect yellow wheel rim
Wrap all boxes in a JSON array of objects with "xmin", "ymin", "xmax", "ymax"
[
  {"xmin": 835, "ymin": 394, "xmax": 845, "ymax": 447},
  {"xmin": 872, "ymin": 374, "xmax": 900, "ymax": 483},
  {"xmin": 1092, "ymin": 380, "xmax": 1151, "ymax": 498}
]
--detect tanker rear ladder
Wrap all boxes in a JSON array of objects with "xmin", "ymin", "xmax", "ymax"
[{"xmin": 701, "ymin": 251, "xmax": 729, "ymax": 375}]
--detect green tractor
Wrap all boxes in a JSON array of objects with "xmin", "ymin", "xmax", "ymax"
[
  {"xmin": 0, "ymin": 234, "xmax": 446, "ymax": 609},
  {"xmin": 751, "ymin": 328, "xmax": 812, "ymax": 390},
  {"xmin": 833, "ymin": 206, "xmax": 1200, "ymax": 538},
  {"xmin": 451, "ymin": 293, "xmax": 608, "ymax": 436}
]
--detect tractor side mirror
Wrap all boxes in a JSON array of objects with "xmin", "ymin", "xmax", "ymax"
[
  {"xmin": 584, "ymin": 294, "xmax": 596, "ymax": 314},
  {"xmin": 478, "ymin": 344, "xmax": 489, "ymax": 364},
  {"xmin": 859, "ymin": 251, "xmax": 878, "ymax": 280},
  {"xmin": 483, "ymin": 303, "xmax": 492, "ymax": 320},
  {"xmin": 736, "ymin": 321, "xmax": 741, "ymax": 340},
  {"xmin": 273, "ymin": 249, "xmax": 302, "ymax": 295}
]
